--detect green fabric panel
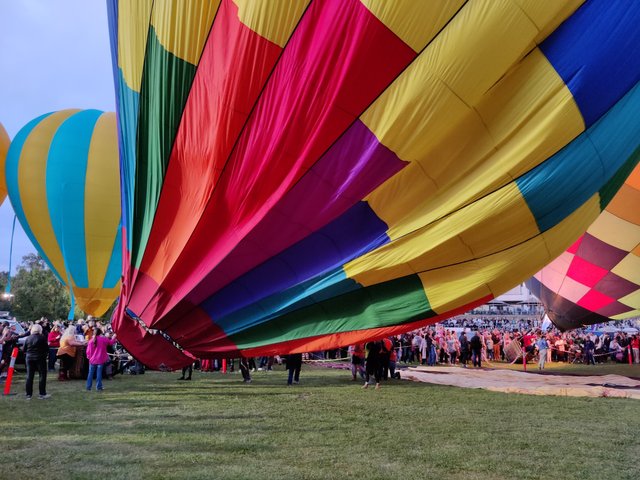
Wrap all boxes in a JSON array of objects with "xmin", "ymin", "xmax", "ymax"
[
  {"xmin": 230, "ymin": 274, "xmax": 433, "ymax": 349},
  {"xmin": 132, "ymin": 26, "xmax": 197, "ymax": 269},
  {"xmin": 598, "ymin": 146, "xmax": 640, "ymax": 210}
]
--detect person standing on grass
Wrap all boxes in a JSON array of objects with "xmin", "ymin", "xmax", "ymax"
[
  {"xmin": 363, "ymin": 340, "xmax": 382, "ymax": 389},
  {"xmin": 285, "ymin": 353, "xmax": 303, "ymax": 386},
  {"xmin": 56, "ymin": 326, "xmax": 85, "ymax": 381},
  {"xmin": 23, "ymin": 324, "xmax": 51, "ymax": 400},
  {"xmin": 536, "ymin": 335, "xmax": 549, "ymax": 370},
  {"xmin": 419, "ymin": 333, "xmax": 427, "ymax": 365},
  {"xmin": 239, "ymin": 356, "xmax": 252, "ymax": 383},
  {"xmin": 458, "ymin": 331, "xmax": 469, "ymax": 368},
  {"xmin": 47, "ymin": 323, "xmax": 62, "ymax": 372},
  {"xmin": 349, "ymin": 344, "xmax": 365, "ymax": 381},
  {"xmin": 179, "ymin": 363, "xmax": 193, "ymax": 380},
  {"xmin": 86, "ymin": 328, "xmax": 116, "ymax": 391},
  {"xmin": 427, "ymin": 332, "xmax": 436, "ymax": 366},
  {"xmin": 492, "ymin": 330, "xmax": 501, "ymax": 362},
  {"xmin": 470, "ymin": 331, "xmax": 482, "ymax": 368},
  {"xmin": 583, "ymin": 335, "xmax": 596, "ymax": 365},
  {"xmin": 631, "ymin": 335, "xmax": 640, "ymax": 364}
]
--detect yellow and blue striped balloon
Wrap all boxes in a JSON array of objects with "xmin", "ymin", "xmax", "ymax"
[
  {"xmin": 0, "ymin": 122, "xmax": 9, "ymax": 204},
  {"xmin": 5, "ymin": 109, "xmax": 121, "ymax": 317}
]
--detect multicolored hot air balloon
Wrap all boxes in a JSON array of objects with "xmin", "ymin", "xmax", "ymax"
[
  {"xmin": 108, "ymin": 0, "xmax": 640, "ymax": 369},
  {"xmin": 527, "ymin": 164, "xmax": 640, "ymax": 331},
  {"xmin": 0, "ymin": 122, "xmax": 9, "ymax": 204},
  {"xmin": 5, "ymin": 109, "xmax": 122, "ymax": 317}
]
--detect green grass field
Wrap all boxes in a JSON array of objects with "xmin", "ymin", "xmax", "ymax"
[{"xmin": 1, "ymin": 364, "xmax": 638, "ymax": 480}]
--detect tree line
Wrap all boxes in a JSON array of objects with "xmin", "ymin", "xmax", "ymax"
[{"xmin": 0, "ymin": 253, "xmax": 115, "ymax": 322}]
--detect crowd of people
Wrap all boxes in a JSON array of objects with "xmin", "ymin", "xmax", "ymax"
[
  {"xmin": 362, "ymin": 320, "xmax": 640, "ymax": 371},
  {"xmin": 2, "ymin": 314, "xmax": 639, "ymax": 398},
  {"xmin": 336, "ymin": 317, "xmax": 640, "ymax": 387},
  {"xmin": 0, "ymin": 317, "xmax": 140, "ymax": 399}
]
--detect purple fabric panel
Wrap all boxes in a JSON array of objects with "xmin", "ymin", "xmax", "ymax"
[
  {"xmin": 180, "ymin": 119, "xmax": 407, "ymax": 308},
  {"xmin": 596, "ymin": 300, "xmax": 632, "ymax": 317},
  {"xmin": 577, "ymin": 233, "xmax": 628, "ymax": 270},
  {"xmin": 594, "ymin": 271, "xmax": 638, "ymax": 299},
  {"xmin": 201, "ymin": 201, "xmax": 389, "ymax": 320}
]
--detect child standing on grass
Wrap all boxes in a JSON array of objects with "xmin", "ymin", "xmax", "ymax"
[{"xmin": 86, "ymin": 329, "xmax": 116, "ymax": 391}]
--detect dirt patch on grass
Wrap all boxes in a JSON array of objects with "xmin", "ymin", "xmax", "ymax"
[{"xmin": 404, "ymin": 366, "xmax": 640, "ymax": 399}]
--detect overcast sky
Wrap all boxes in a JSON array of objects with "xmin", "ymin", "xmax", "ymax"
[{"xmin": 0, "ymin": 0, "xmax": 115, "ymax": 273}]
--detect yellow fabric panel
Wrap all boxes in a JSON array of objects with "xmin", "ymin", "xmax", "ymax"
[
  {"xmin": 513, "ymin": 0, "xmax": 584, "ymax": 44},
  {"xmin": 151, "ymin": 0, "xmax": 220, "ymax": 65},
  {"xmin": 611, "ymin": 310, "xmax": 640, "ymax": 320},
  {"xmin": 456, "ymin": 184, "xmax": 540, "ymax": 257},
  {"xmin": 417, "ymin": 234, "xmax": 553, "ymax": 314},
  {"xmin": 234, "ymin": 0, "xmax": 309, "ymax": 48},
  {"xmin": 606, "ymin": 183, "xmax": 640, "ymax": 225},
  {"xmin": 418, "ymin": 196, "xmax": 600, "ymax": 314},
  {"xmin": 587, "ymin": 210, "xmax": 640, "ymax": 252},
  {"xmin": 74, "ymin": 285, "xmax": 122, "ymax": 317},
  {"xmin": 84, "ymin": 113, "xmax": 121, "ymax": 289},
  {"xmin": 345, "ymin": 183, "xmax": 537, "ymax": 286},
  {"xmin": 612, "ymin": 253, "xmax": 640, "ymax": 285},
  {"xmin": 419, "ymin": 0, "xmax": 538, "ymax": 106},
  {"xmin": 0, "ymin": 123, "xmax": 9, "ymax": 203},
  {"xmin": 618, "ymin": 290, "xmax": 640, "ymax": 310},
  {"xmin": 117, "ymin": 0, "xmax": 153, "ymax": 92},
  {"xmin": 19, "ymin": 110, "xmax": 80, "ymax": 280},
  {"xmin": 362, "ymin": 42, "xmax": 583, "ymax": 240},
  {"xmin": 360, "ymin": 0, "xmax": 465, "ymax": 52},
  {"xmin": 474, "ymin": 49, "xmax": 584, "ymax": 178},
  {"xmin": 362, "ymin": 71, "xmax": 495, "ymax": 238}
]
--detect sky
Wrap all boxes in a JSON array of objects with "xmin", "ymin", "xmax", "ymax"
[{"xmin": 0, "ymin": 0, "xmax": 115, "ymax": 273}]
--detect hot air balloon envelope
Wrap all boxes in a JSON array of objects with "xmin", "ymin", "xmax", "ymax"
[
  {"xmin": 6, "ymin": 109, "xmax": 122, "ymax": 317},
  {"xmin": 527, "ymin": 164, "xmax": 640, "ymax": 330},
  {"xmin": 108, "ymin": 0, "xmax": 640, "ymax": 368}
]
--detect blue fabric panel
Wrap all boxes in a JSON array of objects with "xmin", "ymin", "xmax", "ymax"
[
  {"xmin": 103, "ymin": 222, "xmax": 123, "ymax": 288},
  {"xmin": 518, "ymin": 80, "xmax": 640, "ymax": 232},
  {"xmin": 5, "ymin": 113, "xmax": 65, "ymax": 283},
  {"xmin": 540, "ymin": 0, "xmax": 640, "ymax": 127},
  {"xmin": 106, "ymin": 0, "xmax": 135, "ymax": 253},
  {"xmin": 202, "ymin": 201, "xmax": 390, "ymax": 332},
  {"xmin": 114, "ymin": 70, "xmax": 139, "ymax": 253},
  {"xmin": 214, "ymin": 269, "xmax": 360, "ymax": 337},
  {"xmin": 46, "ymin": 110, "xmax": 102, "ymax": 288}
]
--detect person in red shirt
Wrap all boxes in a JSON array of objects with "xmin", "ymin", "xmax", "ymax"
[
  {"xmin": 349, "ymin": 344, "xmax": 365, "ymax": 381},
  {"xmin": 631, "ymin": 335, "xmax": 639, "ymax": 364},
  {"xmin": 522, "ymin": 331, "xmax": 536, "ymax": 357},
  {"xmin": 47, "ymin": 324, "xmax": 62, "ymax": 372}
]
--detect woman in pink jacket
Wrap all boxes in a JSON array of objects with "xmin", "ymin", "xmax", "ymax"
[{"xmin": 86, "ymin": 329, "xmax": 116, "ymax": 391}]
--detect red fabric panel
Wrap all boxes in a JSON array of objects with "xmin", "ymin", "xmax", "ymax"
[
  {"xmin": 162, "ymin": 305, "xmax": 239, "ymax": 354},
  {"xmin": 566, "ymin": 255, "xmax": 608, "ymax": 288},
  {"xmin": 129, "ymin": 0, "xmax": 283, "ymax": 315},
  {"xmin": 566, "ymin": 235, "xmax": 583, "ymax": 254},
  {"xmin": 111, "ymin": 299, "xmax": 194, "ymax": 370},
  {"xmin": 576, "ymin": 289, "xmax": 615, "ymax": 311},
  {"xmin": 136, "ymin": 0, "xmax": 416, "ymax": 325}
]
